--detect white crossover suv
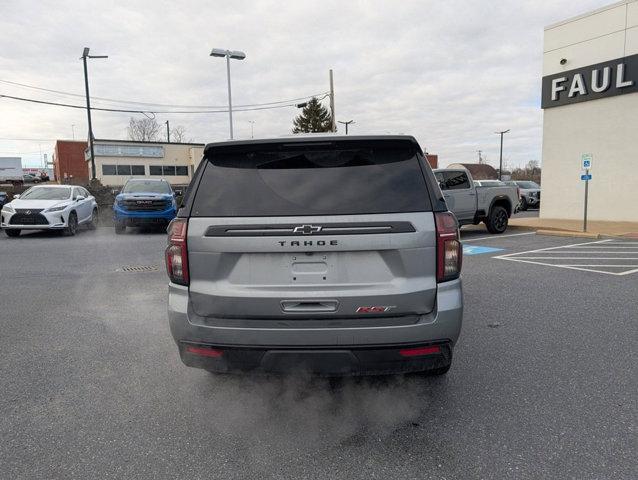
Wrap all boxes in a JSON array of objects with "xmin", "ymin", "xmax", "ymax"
[{"xmin": 1, "ymin": 185, "xmax": 98, "ymax": 237}]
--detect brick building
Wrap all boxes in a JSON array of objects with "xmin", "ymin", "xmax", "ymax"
[
  {"xmin": 446, "ymin": 163, "xmax": 498, "ymax": 180},
  {"xmin": 53, "ymin": 140, "xmax": 89, "ymax": 183}
]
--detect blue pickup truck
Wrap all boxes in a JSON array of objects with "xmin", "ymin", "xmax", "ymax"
[{"xmin": 113, "ymin": 178, "xmax": 179, "ymax": 234}]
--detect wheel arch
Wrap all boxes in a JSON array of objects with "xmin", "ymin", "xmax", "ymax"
[{"xmin": 489, "ymin": 196, "xmax": 512, "ymax": 217}]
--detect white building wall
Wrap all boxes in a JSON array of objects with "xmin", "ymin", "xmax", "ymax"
[
  {"xmin": 541, "ymin": 0, "xmax": 638, "ymax": 222},
  {"xmin": 89, "ymin": 141, "xmax": 204, "ymax": 187}
]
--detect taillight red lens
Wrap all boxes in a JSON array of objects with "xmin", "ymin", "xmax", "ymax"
[
  {"xmin": 165, "ymin": 218, "xmax": 189, "ymax": 286},
  {"xmin": 186, "ymin": 345, "xmax": 223, "ymax": 358},
  {"xmin": 435, "ymin": 211, "xmax": 462, "ymax": 283},
  {"xmin": 399, "ymin": 345, "xmax": 441, "ymax": 357}
]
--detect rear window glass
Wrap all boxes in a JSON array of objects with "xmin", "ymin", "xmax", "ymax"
[{"xmin": 191, "ymin": 140, "xmax": 431, "ymax": 216}]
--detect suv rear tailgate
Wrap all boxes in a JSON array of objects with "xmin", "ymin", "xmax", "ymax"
[{"xmin": 187, "ymin": 212, "xmax": 437, "ymax": 319}]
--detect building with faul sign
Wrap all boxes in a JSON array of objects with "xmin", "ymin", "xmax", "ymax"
[{"xmin": 541, "ymin": 0, "xmax": 638, "ymax": 222}]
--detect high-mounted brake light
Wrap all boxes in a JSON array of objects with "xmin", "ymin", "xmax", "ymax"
[
  {"xmin": 435, "ymin": 212, "xmax": 462, "ymax": 282},
  {"xmin": 165, "ymin": 218, "xmax": 189, "ymax": 286}
]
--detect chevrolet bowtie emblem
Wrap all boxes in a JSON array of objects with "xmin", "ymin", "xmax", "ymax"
[{"xmin": 293, "ymin": 225, "xmax": 322, "ymax": 235}]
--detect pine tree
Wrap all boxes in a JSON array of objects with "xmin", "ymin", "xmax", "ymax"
[{"xmin": 292, "ymin": 97, "xmax": 332, "ymax": 133}]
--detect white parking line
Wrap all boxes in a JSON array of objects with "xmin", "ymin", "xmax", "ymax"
[
  {"xmin": 495, "ymin": 239, "xmax": 638, "ymax": 276},
  {"xmin": 567, "ymin": 245, "xmax": 638, "ymax": 249},
  {"xmin": 554, "ymin": 265, "xmax": 638, "ymax": 267},
  {"xmin": 513, "ymin": 257, "xmax": 638, "ymax": 260},
  {"xmin": 515, "ymin": 251, "xmax": 638, "ymax": 254}
]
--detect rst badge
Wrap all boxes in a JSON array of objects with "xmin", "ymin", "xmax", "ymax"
[{"xmin": 356, "ymin": 306, "xmax": 395, "ymax": 313}]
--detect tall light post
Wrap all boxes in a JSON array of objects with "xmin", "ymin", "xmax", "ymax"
[
  {"xmin": 337, "ymin": 119, "xmax": 354, "ymax": 135},
  {"xmin": 210, "ymin": 48, "xmax": 246, "ymax": 140},
  {"xmin": 81, "ymin": 47, "xmax": 108, "ymax": 181},
  {"xmin": 495, "ymin": 129, "xmax": 510, "ymax": 180},
  {"xmin": 248, "ymin": 120, "xmax": 255, "ymax": 139},
  {"xmin": 329, "ymin": 69, "xmax": 336, "ymax": 132}
]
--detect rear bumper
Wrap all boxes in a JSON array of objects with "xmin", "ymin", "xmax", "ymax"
[
  {"xmin": 178, "ymin": 341, "xmax": 453, "ymax": 376},
  {"xmin": 168, "ymin": 278, "xmax": 463, "ymax": 375}
]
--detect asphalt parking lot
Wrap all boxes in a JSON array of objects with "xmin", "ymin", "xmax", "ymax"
[{"xmin": 1, "ymin": 225, "xmax": 636, "ymax": 479}]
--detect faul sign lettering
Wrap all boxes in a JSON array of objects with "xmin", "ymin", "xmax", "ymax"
[{"xmin": 542, "ymin": 54, "xmax": 638, "ymax": 108}]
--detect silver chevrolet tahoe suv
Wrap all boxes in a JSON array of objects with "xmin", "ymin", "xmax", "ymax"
[{"xmin": 166, "ymin": 135, "xmax": 463, "ymax": 376}]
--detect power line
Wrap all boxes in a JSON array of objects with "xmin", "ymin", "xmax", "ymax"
[
  {"xmin": 0, "ymin": 79, "xmax": 328, "ymax": 110},
  {"xmin": 0, "ymin": 93, "xmax": 330, "ymax": 115},
  {"xmin": 0, "ymin": 137, "xmax": 59, "ymax": 141},
  {"xmin": 0, "ymin": 94, "xmax": 146, "ymax": 114}
]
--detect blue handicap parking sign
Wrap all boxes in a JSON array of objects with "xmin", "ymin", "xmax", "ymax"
[{"xmin": 463, "ymin": 245, "xmax": 505, "ymax": 255}]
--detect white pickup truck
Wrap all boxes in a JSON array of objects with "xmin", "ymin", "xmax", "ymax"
[{"xmin": 433, "ymin": 168, "xmax": 519, "ymax": 234}]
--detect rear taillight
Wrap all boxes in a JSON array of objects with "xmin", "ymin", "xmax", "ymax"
[
  {"xmin": 399, "ymin": 345, "xmax": 441, "ymax": 357},
  {"xmin": 186, "ymin": 345, "xmax": 223, "ymax": 358},
  {"xmin": 165, "ymin": 218, "xmax": 189, "ymax": 286},
  {"xmin": 516, "ymin": 186, "xmax": 521, "ymax": 200},
  {"xmin": 435, "ymin": 212, "xmax": 462, "ymax": 283}
]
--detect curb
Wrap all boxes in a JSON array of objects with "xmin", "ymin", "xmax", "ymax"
[{"xmin": 536, "ymin": 229, "xmax": 600, "ymax": 239}]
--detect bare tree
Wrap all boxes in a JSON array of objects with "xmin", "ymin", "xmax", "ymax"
[
  {"xmin": 127, "ymin": 117, "xmax": 161, "ymax": 141},
  {"xmin": 511, "ymin": 160, "xmax": 542, "ymax": 183},
  {"xmin": 169, "ymin": 125, "xmax": 190, "ymax": 143}
]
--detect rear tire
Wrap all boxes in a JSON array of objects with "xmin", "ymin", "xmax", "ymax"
[
  {"xmin": 63, "ymin": 212, "xmax": 78, "ymax": 236},
  {"xmin": 485, "ymin": 205, "xmax": 508, "ymax": 234},
  {"xmin": 87, "ymin": 208, "xmax": 98, "ymax": 230},
  {"xmin": 4, "ymin": 229, "xmax": 21, "ymax": 237},
  {"xmin": 115, "ymin": 222, "xmax": 126, "ymax": 235}
]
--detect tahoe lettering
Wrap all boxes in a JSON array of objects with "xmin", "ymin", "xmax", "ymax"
[{"xmin": 278, "ymin": 240, "xmax": 338, "ymax": 247}]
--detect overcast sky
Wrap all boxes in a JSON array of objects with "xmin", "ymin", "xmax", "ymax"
[{"xmin": 0, "ymin": 0, "xmax": 606, "ymax": 169}]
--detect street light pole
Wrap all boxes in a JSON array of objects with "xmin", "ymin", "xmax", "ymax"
[
  {"xmin": 80, "ymin": 47, "xmax": 107, "ymax": 181},
  {"xmin": 337, "ymin": 120, "xmax": 354, "ymax": 135},
  {"xmin": 165, "ymin": 120, "xmax": 170, "ymax": 143},
  {"xmin": 248, "ymin": 120, "xmax": 255, "ymax": 139},
  {"xmin": 495, "ymin": 129, "xmax": 510, "ymax": 180},
  {"xmin": 329, "ymin": 69, "xmax": 336, "ymax": 132},
  {"xmin": 210, "ymin": 48, "xmax": 246, "ymax": 140}
]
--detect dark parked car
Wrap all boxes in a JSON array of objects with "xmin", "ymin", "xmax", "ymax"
[
  {"xmin": 22, "ymin": 174, "xmax": 42, "ymax": 184},
  {"xmin": 0, "ymin": 191, "xmax": 7, "ymax": 208},
  {"xmin": 112, "ymin": 178, "xmax": 178, "ymax": 234}
]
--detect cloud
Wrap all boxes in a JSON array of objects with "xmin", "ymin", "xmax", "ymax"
[{"xmin": 0, "ymin": 0, "xmax": 605, "ymax": 168}]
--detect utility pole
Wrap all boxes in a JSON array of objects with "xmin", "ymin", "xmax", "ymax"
[
  {"xmin": 495, "ymin": 129, "xmax": 510, "ymax": 180},
  {"xmin": 248, "ymin": 120, "xmax": 255, "ymax": 139},
  {"xmin": 477, "ymin": 150, "xmax": 483, "ymax": 163},
  {"xmin": 329, "ymin": 69, "xmax": 336, "ymax": 132},
  {"xmin": 165, "ymin": 120, "xmax": 170, "ymax": 143},
  {"xmin": 81, "ymin": 47, "xmax": 107, "ymax": 181},
  {"xmin": 338, "ymin": 120, "xmax": 354, "ymax": 135}
]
